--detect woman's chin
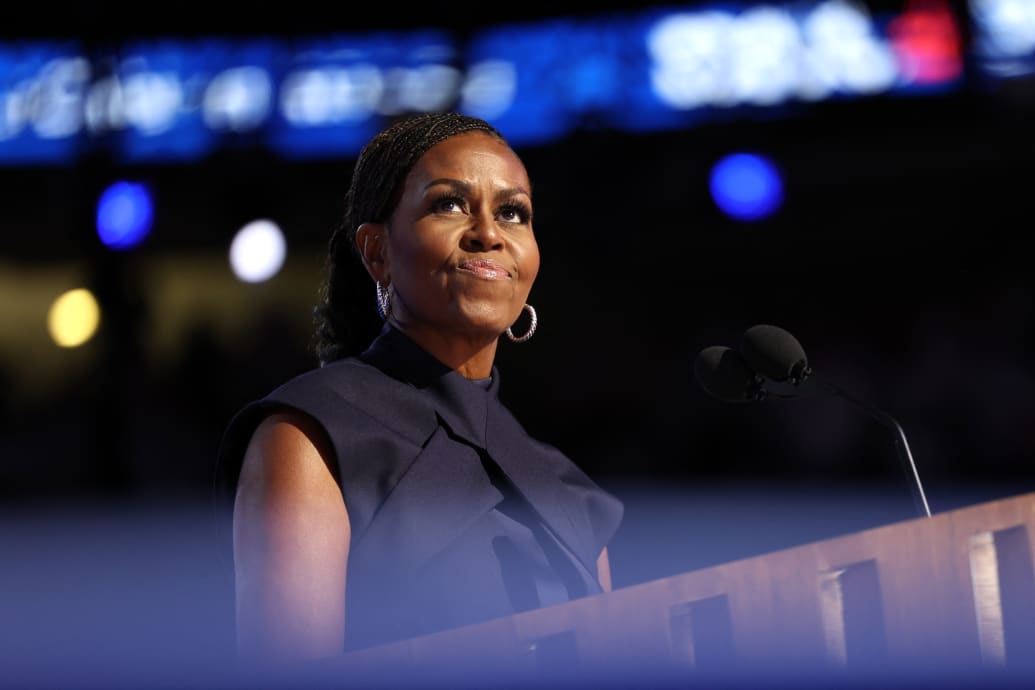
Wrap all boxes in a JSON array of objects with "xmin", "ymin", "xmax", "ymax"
[
  {"xmin": 455, "ymin": 318, "xmax": 510, "ymax": 341},
  {"xmin": 396, "ymin": 299, "xmax": 524, "ymax": 343},
  {"xmin": 452, "ymin": 303, "xmax": 517, "ymax": 336}
]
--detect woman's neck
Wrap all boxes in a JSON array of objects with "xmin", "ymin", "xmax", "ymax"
[{"xmin": 387, "ymin": 319, "xmax": 498, "ymax": 380}]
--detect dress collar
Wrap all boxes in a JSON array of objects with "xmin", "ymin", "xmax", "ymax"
[
  {"xmin": 358, "ymin": 323, "xmax": 500, "ymax": 449},
  {"xmin": 352, "ymin": 322, "xmax": 605, "ymax": 578}
]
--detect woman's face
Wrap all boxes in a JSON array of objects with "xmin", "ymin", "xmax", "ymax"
[{"xmin": 380, "ymin": 131, "xmax": 540, "ymax": 341}]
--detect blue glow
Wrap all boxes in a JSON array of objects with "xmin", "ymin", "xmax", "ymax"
[
  {"xmin": 111, "ymin": 38, "xmax": 284, "ymax": 162},
  {"xmin": 462, "ymin": 19, "xmax": 621, "ymax": 146},
  {"xmin": 0, "ymin": 2, "xmax": 968, "ymax": 166},
  {"xmin": 709, "ymin": 153, "xmax": 784, "ymax": 221},
  {"xmin": 96, "ymin": 181, "xmax": 154, "ymax": 249},
  {"xmin": 0, "ymin": 41, "xmax": 88, "ymax": 164},
  {"xmin": 268, "ymin": 30, "xmax": 457, "ymax": 159},
  {"xmin": 970, "ymin": 0, "xmax": 1035, "ymax": 79}
]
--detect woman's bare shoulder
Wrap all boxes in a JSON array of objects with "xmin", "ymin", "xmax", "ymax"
[{"xmin": 241, "ymin": 408, "xmax": 339, "ymax": 487}]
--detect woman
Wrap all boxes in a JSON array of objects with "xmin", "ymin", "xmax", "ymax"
[{"xmin": 216, "ymin": 112, "xmax": 624, "ymax": 664}]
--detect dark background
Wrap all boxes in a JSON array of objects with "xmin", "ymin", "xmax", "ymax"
[{"xmin": 3, "ymin": 1, "xmax": 1035, "ymax": 685}]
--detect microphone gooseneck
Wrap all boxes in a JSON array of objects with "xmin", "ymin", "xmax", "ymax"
[{"xmin": 816, "ymin": 380, "xmax": 932, "ymax": 518}]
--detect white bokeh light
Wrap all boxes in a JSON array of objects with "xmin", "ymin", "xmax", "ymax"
[{"xmin": 229, "ymin": 219, "xmax": 287, "ymax": 283}]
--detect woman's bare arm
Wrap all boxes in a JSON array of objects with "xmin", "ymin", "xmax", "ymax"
[
  {"xmin": 232, "ymin": 410, "xmax": 350, "ymax": 663},
  {"xmin": 597, "ymin": 547, "xmax": 613, "ymax": 593}
]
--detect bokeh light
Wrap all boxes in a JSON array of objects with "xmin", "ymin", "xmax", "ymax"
[
  {"xmin": 229, "ymin": 219, "xmax": 287, "ymax": 283},
  {"xmin": 47, "ymin": 288, "xmax": 101, "ymax": 347},
  {"xmin": 96, "ymin": 181, "xmax": 154, "ymax": 250},
  {"xmin": 709, "ymin": 152, "xmax": 784, "ymax": 221}
]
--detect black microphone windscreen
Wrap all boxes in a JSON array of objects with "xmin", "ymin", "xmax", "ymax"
[
  {"xmin": 740, "ymin": 324, "xmax": 808, "ymax": 383},
  {"xmin": 694, "ymin": 345, "xmax": 759, "ymax": 403}
]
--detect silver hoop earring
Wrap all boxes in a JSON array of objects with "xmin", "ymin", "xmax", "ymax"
[
  {"xmin": 506, "ymin": 304, "xmax": 537, "ymax": 343},
  {"xmin": 376, "ymin": 281, "xmax": 392, "ymax": 320}
]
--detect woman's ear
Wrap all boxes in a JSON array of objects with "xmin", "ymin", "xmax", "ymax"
[{"xmin": 355, "ymin": 222, "xmax": 388, "ymax": 283}]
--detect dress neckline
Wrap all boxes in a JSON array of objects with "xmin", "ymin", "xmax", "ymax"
[{"xmin": 358, "ymin": 323, "xmax": 501, "ymax": 448}]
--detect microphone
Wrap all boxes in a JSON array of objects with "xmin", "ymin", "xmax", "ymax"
[
  {"xmin": 740, "ymin": 324, "xmax": 811, "ymax": 385},
  {"xmin": 693, "ymin": 345, "xmax": 765, "ymax": 403},
  {"xmin": 694, "ymin": 342, "xmax": 801, "ymax": 404},
  {"xmin": 697, "ymin": 325, "xmax": 932, "ymax": 518}
]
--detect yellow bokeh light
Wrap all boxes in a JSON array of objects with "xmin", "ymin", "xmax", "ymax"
[{"xmin": 47, "ymin": 288, "xmax": 101, "ymax": 348}]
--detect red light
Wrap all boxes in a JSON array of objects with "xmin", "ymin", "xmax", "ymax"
[{"xmin": 889, "ymin": 0, "xmax": 963, "ymax": 84}]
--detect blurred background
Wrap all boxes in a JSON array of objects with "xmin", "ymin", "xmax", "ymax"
[{"xmin": 2, "ymin": 0, "xmax": 1035, "ymax": 685}]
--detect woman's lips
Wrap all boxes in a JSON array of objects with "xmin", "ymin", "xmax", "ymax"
[{"xmin": 457, "ymin": 259, "xmax": 511, "ymax": 280}]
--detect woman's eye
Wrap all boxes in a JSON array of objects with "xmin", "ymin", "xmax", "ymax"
[
  {"xmin": 432, "ymin": 196, "xmax": 465, "ymax": 213},
  {"xmin": 503, "ymin": 206, "xmax": 529, "ymax": 225},
  {"xmin": 499, "ymin": 204, "xmax": 531, "ymax": 224}
]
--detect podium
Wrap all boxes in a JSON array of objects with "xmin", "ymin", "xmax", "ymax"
[{"xmin": 305, "ymin": 491, "xmax": 1035, "ymax": 688}]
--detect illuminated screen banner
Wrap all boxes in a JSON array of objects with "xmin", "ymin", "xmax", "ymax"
[{"xmin": 0, "ymin": 0, "xmax": 979, "ymax": 165}]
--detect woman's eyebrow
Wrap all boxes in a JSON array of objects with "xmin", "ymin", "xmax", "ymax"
[
  {"xmin": 496, "ymin": 186, "xmax": 531, "ymax": 199},
  {"xmin": 422, "ymin": 179, "xmax": 531, "ymax": 199},
  {"xmin": 422, "ymin": 178, "xmax": 470, "ymax": 193}
]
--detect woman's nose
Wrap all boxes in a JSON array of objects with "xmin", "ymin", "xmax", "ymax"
[{"xmin": 461, "ymin": 210, "xmax": 504, "ymax": 252}]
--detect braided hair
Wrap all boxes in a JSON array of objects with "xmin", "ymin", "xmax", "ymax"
[{"xmin": 312, "ymin": 112, "xmax": 507, "ymax": 365}]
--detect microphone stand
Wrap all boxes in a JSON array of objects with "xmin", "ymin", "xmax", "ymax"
[{"xmin": 815, "ymin": 380, "xmax": 932, "ymax": 519}]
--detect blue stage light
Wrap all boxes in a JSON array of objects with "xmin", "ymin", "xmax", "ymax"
[
  {"xmin": 709, "ymin": 153, "xmax": 784, "ymax": 221},
  {"xmin": 96, "ymin": 181, "xmax": 154, "ymax": 249}
]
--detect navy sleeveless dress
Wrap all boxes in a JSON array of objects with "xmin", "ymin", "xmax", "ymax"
[{"xmin": 215, "ymin": 324, "xmax": 624, "ymax": 652}]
